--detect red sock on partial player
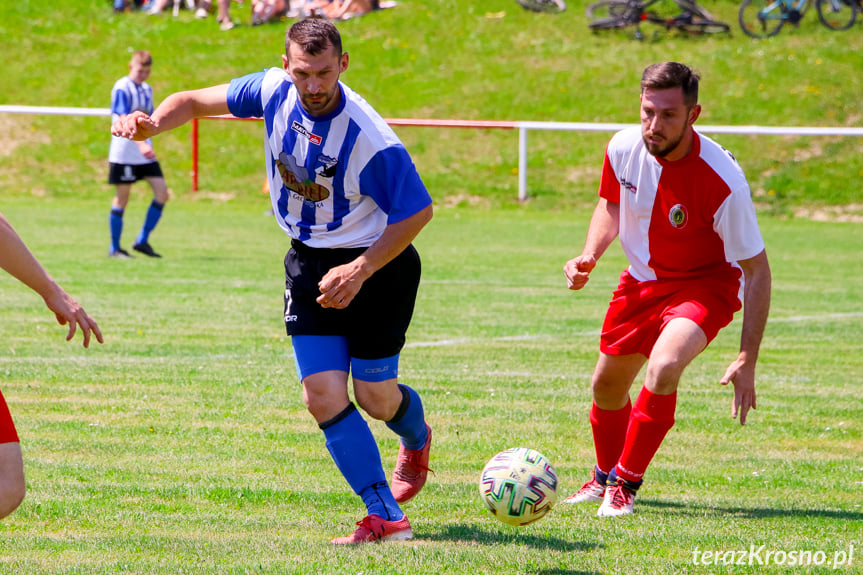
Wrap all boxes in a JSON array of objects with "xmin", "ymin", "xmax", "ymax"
[
  {"xmin": 615, "ymin": 387, "xmax": 677, "ymax": 483},
  {"xmin": 590, "ymin": 399, "xmax": 632, "ymax": 475}
]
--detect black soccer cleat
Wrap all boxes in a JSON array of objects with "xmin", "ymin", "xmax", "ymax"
[{"xmin": 132, "ymin": 241, "xmax": 162, "ymax": 258}]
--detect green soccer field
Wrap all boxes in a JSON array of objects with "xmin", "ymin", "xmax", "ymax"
[
  {"xmin": 0, "ymin": 200, "xmax": 860, "ymax": 573},
  {"xmin": 1, "ymin": 0, "xmax": 862, "ymax": 571}
]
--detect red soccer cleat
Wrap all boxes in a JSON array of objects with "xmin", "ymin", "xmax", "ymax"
[
  {"xmin": 330, "ymin": 514, "xmax": 413, "ymax": 545},
  {"xmin": 391, "ymin": 424, "xmax": 433, "ymax": 504}
]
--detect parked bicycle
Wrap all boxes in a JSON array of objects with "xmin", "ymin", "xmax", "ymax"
[
  {"xmin": 815, "ymin": 0, "xmax": 861, "ymax": 29},
  {"xmin": 738, "ymin": 0, "xmax": 810, "ymax": 37},
  {"xmin": 587, "ymin": 0, "xmax": 731, "ymax": 39}
]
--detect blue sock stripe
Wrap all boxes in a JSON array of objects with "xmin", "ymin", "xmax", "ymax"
[
  {"xmin": 321, "ymin": 406, "xmax": 403, "ymax": 519},
  {"xmin": 109, "ymin": 209, "xmax": 124, "ymax": 252},
  {"xmin": 136, "ymin": 200, "xmax": 165, "ymax": 244},
  {"xmin": 385, "ymin": 384, "xmax": 428, "ymax": 450}
]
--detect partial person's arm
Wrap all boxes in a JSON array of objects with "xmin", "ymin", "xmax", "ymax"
[
  {"xmin": 563, "ymin": 197, "xmax": 620, "ymax": 290},
  {"xmin": 720, "ymin": 249, "xmax": 771, "ymax": 425},
  {"xmin": 0, "ymin": 213, "xmax": 103, "ymax": 348},
  {"xmin": 316, "ymin": 204, "xmax": 434, "ymax": 309},
  {"xmin": 111, "ymin": 85, "xmax": 231, "ymax": 141}
]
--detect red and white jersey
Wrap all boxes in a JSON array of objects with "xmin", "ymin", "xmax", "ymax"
[{"xmin": 599, "ymin": 126, "xmax": 764, "ymax": 293}]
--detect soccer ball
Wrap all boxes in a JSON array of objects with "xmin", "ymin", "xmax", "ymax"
[{"xmin": 479, "ymin": 447, "xmax": 558, "ymax": 526}]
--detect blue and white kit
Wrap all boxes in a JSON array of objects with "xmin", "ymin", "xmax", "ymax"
[{"xmin": 227, "ymin": 67, "xmax": 432, "ymax": 249}]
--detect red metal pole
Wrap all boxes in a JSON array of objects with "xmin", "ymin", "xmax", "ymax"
[{"xmin": 191, "ymin": 117, "xmax": 199, "ymax": 192}]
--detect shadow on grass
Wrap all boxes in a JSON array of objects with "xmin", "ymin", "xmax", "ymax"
[
  {"xmin": 638, "ymin": 498, "xmax": 863, "ymax": 521},
  {"xmin": 419, "ymin": 523, "xmax": 601, "ymax": 552}
]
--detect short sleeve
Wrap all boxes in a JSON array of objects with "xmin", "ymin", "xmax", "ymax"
[
  {"xmin": 358, "ymin": 146, "xmax": 432, "ymax": 225},
  {"xmin": 227, "ymin": 71, "xmax": 266, "ymax": 119},
  {"xmin": 598, "ymin": 147, "xmax": 620, "ymax": 203}
]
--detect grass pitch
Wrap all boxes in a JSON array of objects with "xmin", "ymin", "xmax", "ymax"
[{"xmin": 0, "ymin": 199, "xmax": 860, "ymax": 574}]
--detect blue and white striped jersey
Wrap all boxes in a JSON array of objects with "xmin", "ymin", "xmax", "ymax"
[
  {"xmin": 109, "ymin": 76, "xmax": 156, "ymax": 165},
  {"xmin": 227, "ymin": 68, "xmax": 432, "ymax": 249}
]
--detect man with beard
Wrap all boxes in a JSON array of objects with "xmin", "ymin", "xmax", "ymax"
[
  {"xmin": 561, "ymin": 62, "xmax": 772, "ymax": 517},
  {"xmin": 112, "ymin": 18, "xmax": 433, "ymax": 543}
]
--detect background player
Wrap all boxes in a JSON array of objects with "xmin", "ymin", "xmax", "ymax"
[
  {"xmin": 111, "ymin": 19, "xmax": 434, "ymax": 544},
  {"xmin": 108, "ymin": 50, "xmax": 169, "ymax": 259},
  {"xmin": 562, "ymin": 62, "xmax": 772, "ymax": 517},
  {"xmin": 0, "ymin": 210, "xmax": 103, "ymax": 518}
]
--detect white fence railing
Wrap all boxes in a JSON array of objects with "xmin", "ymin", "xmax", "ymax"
[{"xmin": 3, "ymin": 104, "xmax": 862, "ymax": 200}]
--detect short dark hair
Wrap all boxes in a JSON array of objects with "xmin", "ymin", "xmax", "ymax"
[
  {"xmin": 285, "ymin": 18, "xmax": 342, "ymax": 59},
  {"xmin": 131, "ymin": 50, "xmax": 152, "ymax": 67},
  {"xmin": 641, "ymin": 62, "xmax": 699, "ymax": 107}
]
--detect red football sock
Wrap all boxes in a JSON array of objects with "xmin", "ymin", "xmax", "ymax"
[
  {"xmin": 590, "ymin": 399, "xmax": 632, "ymax": 475},
  {"xmin": 616, "ymin": 388, "xmax": 677, "ymax": 483}
]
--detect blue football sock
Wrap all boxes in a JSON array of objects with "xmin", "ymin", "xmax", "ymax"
[
  {"xmin": 136, "ymin": 200, "xmax": 164, "ymax": 245},
  {"xmin": 321, "ymin": 403, "xmax": 403, "ymax": 521},
  {"xmin": 385, "ymin": 384, "xmax": 428, "ymax": 450},
  {"xmin": 109, "ymin": 208, "xmax": 124, "ymax": 252}
]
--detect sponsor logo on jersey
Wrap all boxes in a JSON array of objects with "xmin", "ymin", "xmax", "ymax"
[
  {"xmin": 620, "ymin": 178, "xmax": 637, "ymax": 193},
  {"xmin": 291, "ymin": 120, "xmax": 322, "ymax": 145},
  {"xmin": 276, "ymin": 152, "xmax": 330, "ymax": 203},
  {"xmin": 668, "ymin": 203, "xmax": 688, "ymax": 229}
]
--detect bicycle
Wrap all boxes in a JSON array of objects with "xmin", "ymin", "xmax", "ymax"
[
  {"xmin": 587, "ymin": 0, "xmax": 731, "ymax": 39},
  {"xmin": 738, "ymin": 0, "xmax": 810, "ymax": 37},
  {"xmin": 815, "ymin": 0, "xmax": 861, "ymax": 29}
]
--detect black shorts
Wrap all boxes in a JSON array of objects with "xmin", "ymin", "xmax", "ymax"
[
  {"xmin": 108, "ymin": 162, "xmax": 163, "ymax": 184},
  {"xmin": 284, "ymin": 239, "xmax": 421, "ymax": 360}
]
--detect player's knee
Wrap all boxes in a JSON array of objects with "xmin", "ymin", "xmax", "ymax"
[
  {"xmin": 590, "ymin": 375, "xmax": 630, "ymax": 406},
  {"xmin": 0, "ymin": 477, "xmax": 26, "ymax": 519},
  {"xmin": 354, "ymin": 381, "xmax": 401, "ymax": 422},
  {"xmin": 644, "ymin": 356, "xmax": 685, "ymax": 393}
]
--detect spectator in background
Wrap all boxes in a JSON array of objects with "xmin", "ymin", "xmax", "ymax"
[
  {"xmin": 107, "ymin": 50, "xmax": 170, "ymax": 259},
  {"xmin": 194, "ymin": 0, "xmax": 236, "ymax": 29},
  {"xmin": 0, "ymin": 210, "xmax": 103, "ymax": 519}
]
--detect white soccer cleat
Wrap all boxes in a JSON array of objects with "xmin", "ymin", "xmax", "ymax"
[
  {"xmin": 563, "ymin": 468, "xmax": 606, "ymax": 504},
  {"xmin": 597, "ymin": 479, "xmax": 636, "ymax": 517}
]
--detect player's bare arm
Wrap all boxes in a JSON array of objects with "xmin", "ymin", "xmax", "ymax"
[
  {"xmin": 564, "ymin": 198, "xmax": 620, "ymax": 290},
  {"xmin": 317, "ymin": 204, "xmax": 433, "ymax": 310},
  {"xmin": 0, "ymin": 213, "xmax": 103, "ymax": 348},
  {"xmin": 720, "ymin": 249, "xmax": 771, "ymax": 425},
  {"xmin": 111, "ymin": 85, "xmax": 231, "ymax": 141}
]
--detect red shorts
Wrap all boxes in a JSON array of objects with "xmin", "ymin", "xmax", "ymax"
[
  {"xmin": 600, "ymin": 270, "xmax": 742, "ymax": 357},
  {"xmin": 0, "ymin": 389, "xmax": 20, "ymax": 444}
]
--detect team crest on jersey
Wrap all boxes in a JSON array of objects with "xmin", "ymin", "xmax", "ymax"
[
  {"xmin": 668, "ymin": 204, "xmax": 688, "ymax": 229},
  {"xmin": 276, "ymin": 152, "xmax": 330, "ymax": 202},
  {"xmin": 291, "ymin": 120, "xmax": 322, "ymax": 145},
  {"xmin": 315, "ymin": 155, "xmax": 338, "ymax": 179}
]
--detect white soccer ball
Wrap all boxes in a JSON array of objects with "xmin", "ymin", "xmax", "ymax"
[{"xmin": 479, "ymin": 447, "xmax": 558, "ymax": 526}]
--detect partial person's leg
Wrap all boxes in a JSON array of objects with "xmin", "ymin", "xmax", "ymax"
[
  {"xmin": 354, "ymin": 364, "xmax": 431, "ymax": 504},
  {"xmin": 615, "ymin": 317, "xmax": 707, "ymax": 483},
  {"xmin": 598, "ymin": 317, "xmax": 707, "ymax": 516},
  {"xmin": 564, "ymin": 352, "xmax": 644, "ymax": 504},
  {"xmin": 216, "ymin": 0, "xmax": 234, "ymax": 29},
  {"xmin": 133, "ymin": 177, "xmax": 168, "ymax": 256},
  {"xmin": 293, "ymin": 336, "xmax": 410, "ymax": 543},
  {"xmin": 110, "ymin": 185, "xmax": 132, "ymax": 255},
  {"xmin": 0, "ymin": 443, "xmax": 25, "ymax": 519}
]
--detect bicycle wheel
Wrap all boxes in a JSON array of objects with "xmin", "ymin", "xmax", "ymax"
[
  {"xmin": 586, "ymin": 0, "xmax": 631, "ymax": 18},
  {"xmin": 517, "ymin": 0, "xmax": 567, "ymax": 13},
  {"xmin": 739, "ymin": 0, "xmax": 787, "ymax": 37},
  {"xmin": 674, "ymin": 0, "xmax": 718, "ymax": 20},
  {"xmin": 678, "ymin": 18, "xmax": 733, "ymax": 32},
  {"xmin": 588, "ymin": 15, "xmax": 632, "ymax": 29},
  {"xmin": 816, "ymin": 0, "xmax": 857, "ymax": 28}
]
